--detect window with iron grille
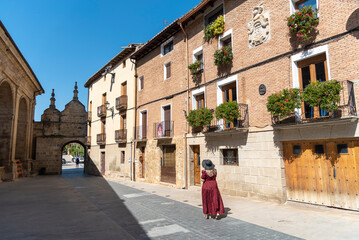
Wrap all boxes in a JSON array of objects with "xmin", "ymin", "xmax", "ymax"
[{"xmin": 222, "ymin": 149, "xmax": 238, "ymax": 166}]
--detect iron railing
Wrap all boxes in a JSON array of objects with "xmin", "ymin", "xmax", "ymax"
[
  {"xmin": 205, "ymin": 103, "xmax": 249, "ymax": 132},
  {"xmin": 116, "ymin": 95, "xmax": 128, "ymax": 110},
  {"xmin": 153, "ymin": 121, "xmax": 174, "ymax": 138},
  {"xmin": 96, "ymin": 133, "xmax": 106, "ymax": 145},
  {"xmin": 272, "ymin": 80, "xmax": 357, "ymax": 124},
  {"xmin": 97, "ymin": 105, "xmax": 106, "ymax": 118},
  {"xmin": 115, "ymin": 129, "xmax": 127, "ymax": 142},
  {"xmin": 135, "ymin": 125, "xmax": 147, "ymax": 140},
  {"xmin": 223, "ymin": 157, "xmax": 239, "ymax": 166}
]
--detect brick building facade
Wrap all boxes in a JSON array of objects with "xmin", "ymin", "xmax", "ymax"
[{"xmin": 130, "ymin": 0, "xmax": 359, "ymax": 209}]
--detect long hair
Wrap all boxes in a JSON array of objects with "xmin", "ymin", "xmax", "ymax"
[{"xmin": 206, "ymin": 168, "xmax": 216, "ymax": 177}]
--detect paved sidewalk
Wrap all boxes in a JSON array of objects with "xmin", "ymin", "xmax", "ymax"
[{"xmin": 107, "ymin": 177, "xmax": 359, "ymax": 240}]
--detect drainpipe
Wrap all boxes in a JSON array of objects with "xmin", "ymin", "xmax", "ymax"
[
  {"xmin": 131, "ymin": 57, "xmax": 138, "ymax": 182},
  {"xmin": 180, "ymin": 22, "xmax": 189, "ymax": 189}
]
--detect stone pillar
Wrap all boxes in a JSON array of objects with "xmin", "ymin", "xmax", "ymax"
[{"xmin": 9, "ymin": 86, "xmax": 19, "ymax": 180}]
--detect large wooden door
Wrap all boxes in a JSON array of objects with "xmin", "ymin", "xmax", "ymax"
[
  {"xmin": 101, "ymin": 152, "xmax": 105, "ymax": 175},
  {"xmin": 193, "ymin": 146, "xmax": 201, "ymax": 186},
  {"xmin": 161, "ymin": 145, "xmax": 176, "ymax": 184},
  {"xmin": 284, "ymin": 139, "xmax": 359, "ymax": 210}
]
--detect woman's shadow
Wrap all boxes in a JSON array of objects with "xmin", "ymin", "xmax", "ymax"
[{"xmin": 217, "ymin": 207, "xmax": 232, "ymax": 220}]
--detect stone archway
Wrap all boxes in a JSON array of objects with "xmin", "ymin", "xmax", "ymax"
[
  {"xmin": 0, "ymin": 81, "xmax": 13, "ymax": 173},
  {"xmin": 61, "ymin": 140, "xmax": 86, "ymax": 173},
  {"xmin": 15, "ymin": 97, "xmax": 28, "ymax": 171}
]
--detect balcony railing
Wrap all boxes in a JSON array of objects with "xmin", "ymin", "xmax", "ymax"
[
  {"xmin": 205, "ymin": 104, "xmax": 249, "ymax": 133},
  {"xmin": 135, "ymin": 125, "xmax": 147, "ymax": 140},
  {"xmin": 116, "ymin": 95, "xmax": 128, "ymax": 111},
  {"xmin": 97, "ymin": 105, "xmax": 106, "ymax": 118},
  {"xmin": 85, "ymin": 136, "xmax": 91, "ymax": 146},
  {"xmin": 96, "ymin": 133, "xmax": 106, "ymax": 145},
  {"xmin": 115, "ymin": 129, "xmax": 127, "ymax": 143},
  {"xmin": 153, "ymin": 121, "xmax": 174, "ymax": 138},
  {"xmin": 272, "ymin": 80, "xmax": 357, "ymax": 125},
  {"xmin": 87, "ymin": 111, "xmax": 92, "ymax": 122}
]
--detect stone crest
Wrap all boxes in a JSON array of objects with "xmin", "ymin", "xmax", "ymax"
[{"xmin": 248, "ymin": 5, "xmax": 270, "ymax": 48}]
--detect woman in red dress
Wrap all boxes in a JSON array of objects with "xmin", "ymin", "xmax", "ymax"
[{"xmin": 201, "ymin": 159, "xmax": 225, "ymax": 219}]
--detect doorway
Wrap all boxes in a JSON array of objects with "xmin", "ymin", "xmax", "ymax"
[
  {"xmin": 101, "ymin": 152, "xmax": 105, "ymax": 175},
  {"xmin": 161, "ymin": 145, "xmax": 176, "ymax": 184},
  {"xmin": 193, "ymin": 145, "xmax": 201, "ymax": 186},
  {"xmin": 62, "ymin": 142, "xmax": 85, "ymax": 173},
  {"xmin": 140, "ymin": 147, "xmax": 145, "ymax": 178}
]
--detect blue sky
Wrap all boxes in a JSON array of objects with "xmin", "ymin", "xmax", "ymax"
[{"xmin": 0, "ymin": 0, "xmax": 200, "ymax": 120}]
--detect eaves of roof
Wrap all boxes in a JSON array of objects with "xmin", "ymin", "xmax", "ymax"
[{"xmin": 84, "ymin": 43, "xmax": 142, "ymax": 88}]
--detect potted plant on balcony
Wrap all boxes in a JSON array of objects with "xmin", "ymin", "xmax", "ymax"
[
  {"xmin": 287, "ymin": 5, "xmax": 319, "ymax": 40},
  {"xmin": 303, "ymin": 80, "xmax": 343, "ymax": 113},
  {"xmin": 267, "ymin": 88, "xmax": 302, "ymax": 119},
  {"xmin": 186, "ymin": 107, "xmax": 214, "ymax": 132},
  {"xmin": 188, "ymin": 60, "xmax": 202, "ymax": 80},
  {"xmin": 215, "ymin": 101, "xmax": 240, "ymax": 128},
  {"xmin": 214, "ymin": 46, "xmax": 233, "ymax": 66},
  {"xmin": 204, "ymin": 15, "xmax": 225, "ymax": 42}
]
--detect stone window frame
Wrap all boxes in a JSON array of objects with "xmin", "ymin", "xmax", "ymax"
[
  {"xmin": 193, "ymin": 46, "xmax": 204, "ymax": 71},
  {"xmin": 191, "ymin": 87, "xmax": 206, "ymax": 110},
  {"xmin": 161, "ymin": 37, "xmax": 174, "ymax": 57},
  {"xmin": 138, "ymin": 76, "xmax": 144, "ymax": 91},
  {"xmin": 218, "ymin": 29, "xmax": 233, "ymax": 49},
  {"xmin": 220, "ymin": 148, "xmax": 239, "ymax": 166},
  {"xmin": 289, "ymin": 0, "xmax": 319, "ymax": 15},
  {"xmin": 291, "ymin": 44, "xmax": 331, "ymax": 120}
]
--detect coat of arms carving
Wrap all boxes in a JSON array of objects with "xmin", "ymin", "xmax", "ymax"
[{"xmin": 248, "ymin": 5, "xmax": 270, "ymax": 48}]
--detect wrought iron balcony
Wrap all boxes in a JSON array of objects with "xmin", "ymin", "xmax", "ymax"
[
  {"xmin": 115, "ymin": 129, "xmax": 127, "ymax": 143},
  {"xmin": 116, "ymin": 95, "xmax": 128, "ymax": 111},
  {"xmin": 87, "ymin": 111, "xmax": 92, "ymax": 122},
  {"xmin": 204, "ymin": 104, "xmax": 249, "ymax": 134},
  {"xmin": 85, "ymin": 136, "xmax": 91, "ymax": 146},
  {"xmin": 153, "ymin": 121, "xmax": 174, "ymax": 139},
  {"xmin": 272, "ymin": 80, "xmax": 357, "ymax": 126},
  {"xmin": 135, "ymin": 125, "xmax": 147, "ymax": 141},
  {"xmin": 97, "ymin": 105, "xmax": 106, "ymax": 118},
  {"xmin": 96, "ymin": 133, "xmax": 106, "ymax": 145}
]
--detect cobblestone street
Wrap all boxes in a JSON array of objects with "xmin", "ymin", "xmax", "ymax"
[{"xmin": 0, "ymin": 169, "xmax": 302, "ymax": 240}]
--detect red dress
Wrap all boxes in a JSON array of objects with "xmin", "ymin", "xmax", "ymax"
[{"xmin": 201, "ymin": 170, "xmax": 225, "ymax": 215}]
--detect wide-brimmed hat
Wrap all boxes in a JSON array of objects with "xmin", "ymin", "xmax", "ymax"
[{"xmin": 202, "ymin": 159, "xmax": 215, "ymax": 170}]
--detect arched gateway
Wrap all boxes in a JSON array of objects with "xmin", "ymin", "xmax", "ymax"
[{"xmin": 33, "ymin": 83, "xmax": 95, "ymax": 175}]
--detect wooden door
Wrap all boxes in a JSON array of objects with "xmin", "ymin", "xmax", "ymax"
[
  {"xmin": 193, "ymin": 146, "xmax": 201, "ymax": 186},
  {"xmin": 163, "ymin": 106, "xmax": 171, "ymax": 136},
  {"xmin": 222, "ymin": 82, "xmax": 238, "ymax": 129},
  {"xmin": 141, "ymin": 147, "xmax": 145, "ymax": 178},
  {"xmin": 161, "ymin": 145, "xmax": 176, "ymax": 184},
  {"xmin": 142, "ymin": 111, "xmax": 147, "ymax": 139},
  {"xmin": 101, "ymin": 152, "xmax": 105, "ymax": 175}
]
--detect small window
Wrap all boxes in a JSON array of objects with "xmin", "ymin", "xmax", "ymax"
[
  {"xmin": 164, "ymin": 62, "xmax": 171, "ymax": 79},
  {"xmin": 337, "ymin": 144, "xmax": 348, "ymax": 154},
  {"xmin": 193, "ymin": 46, "xmax": 204, "ymax": 70},
  {"xmin": 295, "ymin": 0, "xmax": 317, "ymax": 10},
  {"xmin": 222, "ymin": 149, "xmax": 238, "ymax": 166},
  {"xmin": 163, "ymin": 41, "xmax": 173, "ymax": 55},
  {"xmin": 205, "ymin": 5, "xmax": 224, "ymax": 26},
  {"xmin": 315, "ymin": 144, "xmax": 324, "ymax": 154},
  {"xmin": 138, "ymin": 76, "xmax": 144, "ymax": 90},
  {"xmin": 195, "ymin": 93, "xmax": 205, "ymax": 109},
  {"xmin": 121, "ymin": 151, "xmax": 125, "ymax": 164},
  {"xmin": 219, "ymin": 29, "xmax": 232, "ymax": 49},
  {"xmin": 293, "ymin": 145, "xmax": 302, "ymax": 155}
]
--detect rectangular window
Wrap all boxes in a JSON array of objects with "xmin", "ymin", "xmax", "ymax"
[
  {"xmin": 195, "ymin": 93, "xmax": 205, "ymax": 109},
  {"xmin": 165, "ymin": 62, "xmax": 171, "ymax": 79},
  {"xmin": 298, "ymin": 54, "xmax": 328, "ymax": 119},
  {"xmin": 205, "ymin": 5, "xmax": 224, "ymax": 26},
  {"xmin": 121, "ymin": 114, "xmax": 126, "ymax": 130},
  {"xmin": 163, "ymin": 41, "xmax": 173, "ymax": 55},
  {"xmin": 121, "ymin": 151, "xmax": 125, "ymax": 164},
  {"xmin": 193, "ymin": 46, "xmax": 204, "ymax": 71},
  {"xmin": 337, "ymin": 144, "xmax": 348, "ymax": 154},
  {"xmin": 222, "ymin": 149, "xmax": 238, "ymax": 166},
  {"xmin": 315, "ymin": 144, "xmax": 324, "ymax": 154},
  {"xmin": 293, "ymin": 145, "xmax": 302, "ymax": 155},
  {"xmin": 138, "ymin": 76, "xmax": 144, "ymax": 90},
  {"xmin": 222, "ymin": 82, "xmax": 238, "ymax": 129},
  {"xmin": 295, "ymin": 0, "xmax": 317, "ymax": 11}
]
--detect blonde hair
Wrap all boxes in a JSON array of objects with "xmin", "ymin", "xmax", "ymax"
[{"xmin": 205, "ymin": 168, "xmax": 216, "ymax": 177}]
